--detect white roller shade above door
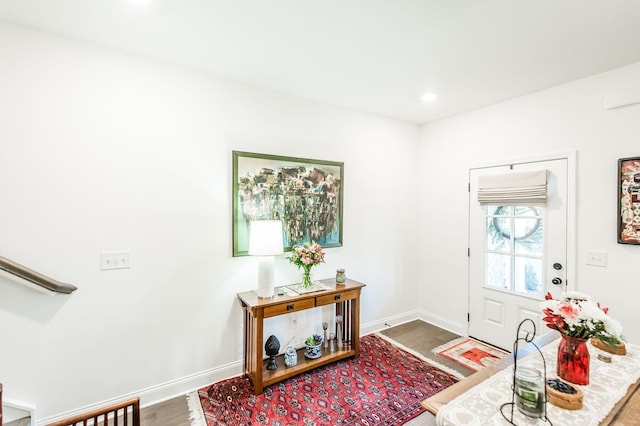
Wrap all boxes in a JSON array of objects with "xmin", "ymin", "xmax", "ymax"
[{"xmin": 477, "ymin": 170, "xmax": 548, "ymax": 206}]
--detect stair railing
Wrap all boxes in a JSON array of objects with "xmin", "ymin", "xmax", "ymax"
[{"xmin": 0, "ymin": 255, "xmax": 77, "ymax": 294}]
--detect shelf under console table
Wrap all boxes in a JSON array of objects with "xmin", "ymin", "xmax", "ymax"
[{"xmin": 237, "ymin": 278, "xmax": 366, "ymax": 395}]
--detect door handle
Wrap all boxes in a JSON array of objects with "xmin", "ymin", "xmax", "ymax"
[{"xmin": 552, "ymin": 277, "xmax": 563, "ymax": 285}]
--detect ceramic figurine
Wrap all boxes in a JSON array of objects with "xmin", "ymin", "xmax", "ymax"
[
  {"xmin": 323, "ymin": 322, "xmax": 329, "ymax": 348},
  {"xmin": 284, "ymin": 346, "xmax": 297, "ymax": 367},
  {"xmin": 329, "ymin": 333, "xmax": 336, "ymax": 352},
  {"xmin": 265, "ymin": 335, "xmax": 280, "ymax": 370}
]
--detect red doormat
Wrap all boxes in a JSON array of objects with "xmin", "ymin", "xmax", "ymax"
[
  {"xmin": 433, "ymin": 337, "xmax": 508, "ymax": 372},
  {"xmin": 198, "ymin": 334, "xmax": 458, "ymax": 425}
]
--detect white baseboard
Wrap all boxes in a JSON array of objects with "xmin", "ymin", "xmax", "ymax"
[
  {"xmin": 36, "ymin": 360, "xmax": 243, "ymax": 426},
  {"xmin": 360, "ymin": 309, "xmax": 467, "ymax": 337},
  {"xmin": 360, "ymin": 309, "xmax": 422, "ymax": 335},
  {"xmin": 4, "ymin": 398, "xmax": 37, "ymax": 425},
  {"xmin": 416, "ymin": 309, "xmax": 467, "ymax": 336},
  {"xmin": 136, "ymin": 360, "xmax": 244, "ymax": 408},
  {"xmin": 37, "ymin": 309, "xmax": 464, "ymax": 425}
]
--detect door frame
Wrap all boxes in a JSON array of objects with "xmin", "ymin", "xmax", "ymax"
[{"xmin": 466, "ymin": 151, "xmax": 577, "ymax": 337}]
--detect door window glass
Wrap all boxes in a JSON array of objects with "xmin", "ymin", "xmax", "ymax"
[{"xmin": 485, "ymin": 205, "xmax": 544, "ymax": 296}]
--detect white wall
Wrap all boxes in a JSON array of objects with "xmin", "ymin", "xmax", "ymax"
[
  {"xmin": 418, "ymin": 62, "xmax": 640, "ymax": 343},
  {"xmin": 5, "ymin": 17, "xmax": 638, "ymax": 422},
  {"xmin": 0, "ymin": 22, "xmax": 419, "ymax": 420}
]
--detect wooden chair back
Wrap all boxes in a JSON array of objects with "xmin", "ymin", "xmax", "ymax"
[{"xmin": 46, "ymin": 398, "xmax": 140, "ymax": 426}]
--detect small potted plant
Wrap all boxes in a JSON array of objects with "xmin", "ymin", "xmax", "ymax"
[{"xmin": 304, "ymin": 334, "xmax": 323, "ymax": 359}]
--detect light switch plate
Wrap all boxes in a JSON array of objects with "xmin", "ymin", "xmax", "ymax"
[
  {"xmin": 586, "ymin": 250, "xmax": 607, "ymax": 267},
  {"xmin": 101, "ymin": 251, "xmax": 132, "ymax": 270}
]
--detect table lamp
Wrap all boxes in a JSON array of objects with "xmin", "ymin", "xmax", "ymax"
[{"xmin": 248, "ymin": 220, "xmax": 284, "ymax": 298}]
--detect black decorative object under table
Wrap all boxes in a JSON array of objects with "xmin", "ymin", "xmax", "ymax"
[{"xmin": 265, "ymin": 335, "xmax": 280, "ymax": 370}]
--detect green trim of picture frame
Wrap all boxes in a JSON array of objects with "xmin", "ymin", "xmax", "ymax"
[{"xmin": 232, "ymin": 151, "xmax": 344, "ymax": 256}]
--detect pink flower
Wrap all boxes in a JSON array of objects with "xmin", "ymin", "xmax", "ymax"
[
  {"xmin": 540, "ymin": 292, "xmax": 624, "ymax": 343},
  {"xmin": 288, "ymin": 240, "xmax": 326, "ymax": 270},
  {"xmin": 558, "ymin": 301, "xmax": 579, "ymax": 319}
]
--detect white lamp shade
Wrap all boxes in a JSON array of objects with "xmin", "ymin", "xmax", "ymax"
[
  {"xmin": 248, "ymin": 220, "xmax": 284, "ymax": 256},
  {"xmin": 248, "ymin": 220, "xmax": 283, "ymax": 298}
]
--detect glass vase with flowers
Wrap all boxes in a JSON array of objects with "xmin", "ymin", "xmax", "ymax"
[
  {"xmin": 541, "ymin": 291, "xmax": 624, "ymax": 385},
  {"xmin": 288, "ymin": 241, "xmax": 325, "ymax": 288}
]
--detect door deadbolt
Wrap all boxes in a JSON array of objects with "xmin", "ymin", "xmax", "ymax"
[{"xmin": 553, "ymin": 263, "xmax": 563, "ymax": 270}]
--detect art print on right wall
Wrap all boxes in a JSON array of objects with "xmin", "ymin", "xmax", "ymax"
[{"xmin": 618, "ymin": 156, "xmax": 640, "ymax": 244}]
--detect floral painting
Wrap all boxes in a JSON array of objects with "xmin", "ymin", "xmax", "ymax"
[
  {"xmin": 232, "ymin": 151, "xmax": 343, "ymax": 256},
  {"xmin": 618, "ymin": 157, "xmax": 640, "ymax": 244}
]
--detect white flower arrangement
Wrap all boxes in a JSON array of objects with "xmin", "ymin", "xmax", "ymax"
[{"xmin": 541, "ymin": 291, "xmax": 624, "ymax": 345}]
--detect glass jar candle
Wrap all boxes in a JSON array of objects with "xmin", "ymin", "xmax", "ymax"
[{"xmin": 515, "ymin": 366, "xmax": 544, "ymax": 418}]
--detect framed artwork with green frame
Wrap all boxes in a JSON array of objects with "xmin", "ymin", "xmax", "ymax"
[{"xmin": 232, "ymin": 151, "xmax": 344, "ymax": 256}]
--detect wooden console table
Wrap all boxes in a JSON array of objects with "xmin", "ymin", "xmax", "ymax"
[{"xmin": 237, "ymin": 278, "xmax": 365, "ymax": 394}]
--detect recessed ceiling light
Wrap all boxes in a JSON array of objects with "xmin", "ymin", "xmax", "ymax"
[
  {"xmin": 421, "ymin": 92, "xmax": 438, "ymax": 102},
  {"xmin": 127, "ymin": 0, "xmax": 152, "ymax": 6}
]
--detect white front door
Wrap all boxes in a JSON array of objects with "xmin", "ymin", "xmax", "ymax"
[{"xmin": 468, "ymin": 158, "xmax": 570, "ymax": 350}]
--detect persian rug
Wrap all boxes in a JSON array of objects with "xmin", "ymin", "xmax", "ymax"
[
  {"xmin": 196, "ymin": 333, "xmax": 458, "ymax": 425},
  {"xmin": 433, "ymin": 337, "xmax": 508, "ymax": 372}
]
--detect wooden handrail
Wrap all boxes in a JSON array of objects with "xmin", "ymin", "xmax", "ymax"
[
  {"xmin": 46, "ymin": 398, "xmax": 140, "ymax": 426},
  {"xmin": 0, "ymin": 255, "xmax": 77, "ymax": 294}
]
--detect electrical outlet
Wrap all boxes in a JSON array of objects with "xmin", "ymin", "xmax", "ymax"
[{"xmin": 101, "ymin": 251, "xmax": 132, "ymax": 270}]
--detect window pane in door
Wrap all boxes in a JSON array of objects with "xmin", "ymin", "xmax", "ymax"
[
  {"xmin": 514, "ymin": 256, "xmax": 543, "ymax": 296},
  {"xmin": 488, "ymin": 206, "xmax": 513, "ymax": 216},
  {"xmin": 486, "ymin": 253, "xmax": 511, "ymax": 289},
  {"xmin": 484, "ymin": 204, "xmax": 545, "ymax": 295},
  {"xmin": 487, "ymin": 216, "xmax": 511, "ymax": 251},
  {"xmin": 514, "ymin": 218, "xmax": 543, "ymax": 255}
]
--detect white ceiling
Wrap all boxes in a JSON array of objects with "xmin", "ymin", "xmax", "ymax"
[{"xmin": 1, "ymin": 0, "xmax": 640, "ymax": 124}]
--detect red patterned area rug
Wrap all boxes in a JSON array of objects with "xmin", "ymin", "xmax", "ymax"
[
  {"xmin": 433, "ymin": 337, "xmax": 508, "ymax": 372},
  {"xmin": 197, "ymin": 334, "xmax": 458, "ymax": 425}
]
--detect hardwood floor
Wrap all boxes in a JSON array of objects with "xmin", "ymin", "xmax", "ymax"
[
  {"xmin": 379, "ymin": 319, "xmax": 475, "ymax": 378},
  {"xmin": 141, "ymin": 320, "xmax": 640, "ymax": 425},
  {"xmin": 605, "ymin": 383, "xmax": 640, "ymax": 425},
  {"xmin": 141, "ymin": 395, "xmax": 192, "ymax": 426},
  {"xmin": 141, "ymin": 319, "xmax": 462, "ymax": 425},
  {"xmin": 9, "ymin": 319, "xmax": 638, "ymax": 425},
  {"xmin": 4, "ymin": 418, "xmax": 30, "ymax": 426}
]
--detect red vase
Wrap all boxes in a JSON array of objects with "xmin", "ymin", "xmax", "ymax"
[{"xmin": 557, "ymin": 334, "xmax": 590, "ymax": 385}]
